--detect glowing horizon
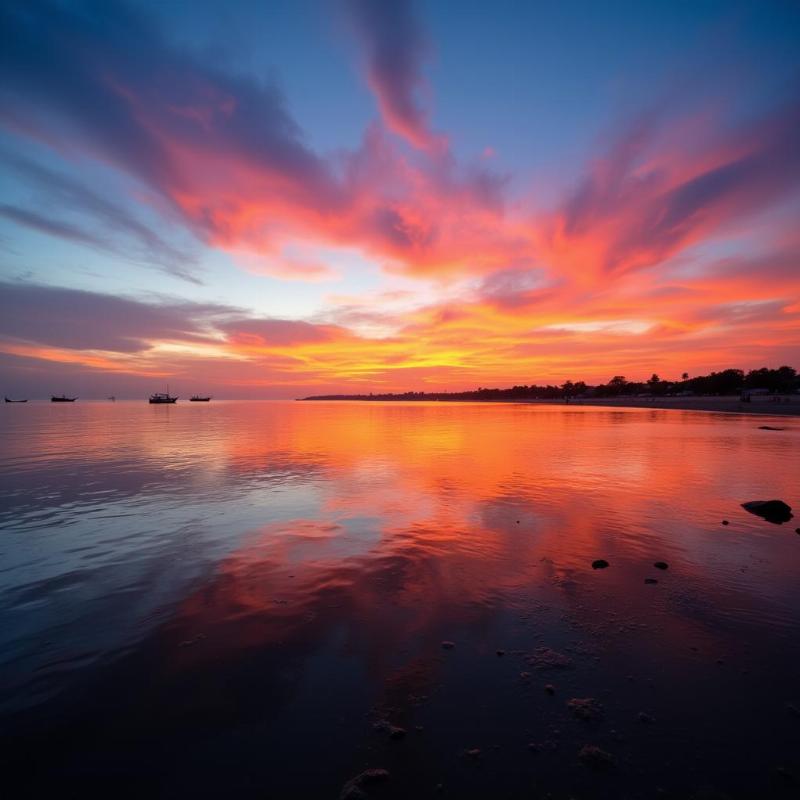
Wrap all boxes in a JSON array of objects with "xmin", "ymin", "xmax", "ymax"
[{"xmin": 0, "ymin": 0, "xmax": 798, "ymax": 397}]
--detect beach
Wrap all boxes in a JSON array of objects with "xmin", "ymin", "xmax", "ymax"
[{"xmin": 561, "ymin": 395, "xmax": 800, "ymax": 416}]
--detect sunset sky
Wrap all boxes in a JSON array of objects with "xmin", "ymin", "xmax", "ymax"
[{"xmin": 1, "ymin": 0, "xmax": 798, "ymax": 397}]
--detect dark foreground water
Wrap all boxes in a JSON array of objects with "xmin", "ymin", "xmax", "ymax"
[{"xmin": 1, "ymin": 400, "xmax": 799, "ymax": 799}]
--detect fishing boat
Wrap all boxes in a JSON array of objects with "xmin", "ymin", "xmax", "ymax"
[
  {"xmin": 190, "ymin": 395, "xmax": 211, "ymax": 402},
  {"xmin": 5, "ymin": 397, "xmax": 28, "ymax": 403},
  {"xmin": 51, "ymin": 395, "xmax": 77, "ymax": 402},
  {"xmin": 149, "ymin": 392, "xmax": 178, "ymax": 404}
]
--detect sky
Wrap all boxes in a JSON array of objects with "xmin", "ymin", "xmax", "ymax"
[{"xmin": 0, "ymin": 0, "xmax": 798, "ymax": 398}]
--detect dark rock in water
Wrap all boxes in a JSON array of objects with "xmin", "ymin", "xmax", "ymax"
[
  {"xmin": 787, "ymin": 703, "xmax": 800, "ymax": 718},
  {"xmin": 741, "ymin": 499, "xmax": 793, "ymax": 524},
  {"xmin": 579, "ymin": 744, "xmax": 615, "ymax": 770},
  {"xmin": 638, "ymin": 711, "xmax": 655, "ymax": 723},
  {"xmin": 544, "ymin": 683, "xmax": 556, "ymax": 695},
  {"xmin": 758, "ymin": 426, "xmax": 784, "ymax": 431},
  {"xmin": 567, "ymin": 697, "xmax": 603, "ymax": 721},
  {"xmin": 496, "ymin": 649, "xmax": 505, "ymax": 656},
  {"xmin": 441, "ymin": 640, "xmax": 456, "ymax": 649},
  {"xmin": 795, "ymin": 528, "xmax": 800, "ymax": 535},
  {"xmin": 591, "ymin": 559, "xmax": 610, "ymax": 569},
  {"xmin": 653, "ymin": 561, "xmax": 669, "ymax": 570},
  {"xmin": 721, "ymin": 520, "xmax": 729, "ymax": 525},
  {"xmin": 465, "ymin": 748, "xmax": 481, "ymax": 759},
  {"xmin": 340, "ymin": 768, "xmax": 390, "ymax": 800},
  {"xmin": 644, "ymin": 578, "xmax": 658, "ymax": 585}
]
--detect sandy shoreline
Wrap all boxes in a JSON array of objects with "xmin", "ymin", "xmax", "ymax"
[{"xmin": 522, "ymin": 395, "xmax": 800, "ymax": 416}]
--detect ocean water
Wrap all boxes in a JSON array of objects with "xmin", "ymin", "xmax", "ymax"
[{"xmin": 1, "ymin": 400, "xmax": 798, "ymax": 798}]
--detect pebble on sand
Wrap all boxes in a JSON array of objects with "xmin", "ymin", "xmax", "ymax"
[
  {"xmin": 591, "ymin": 559, "xmax": 610, "ymax": 569},
  {"xmin": 339, "ymin": 769, "xmax": 390, "ymax": 800},
  {"xmin": 653, "ymin": 561, "xmax": 669, "ymax": 570},
  {"xmin": 644, "ymin": 578, "xmax": 658, "ymax": 585},
  {"xmin": 579, "ymin": 744, "xmax": 615, "ymax": 770},
  {"xmin": 722, "ymin": 520, "xmax": 729, "ymax": 525}
]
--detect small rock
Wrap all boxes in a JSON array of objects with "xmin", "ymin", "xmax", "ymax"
[
  {"xmin": 519, "ymin": 671, "xmax": 531, "ymax": 680},
  {"xmin": 758, "ymin": 426, "xmax": 784, "ymax": 431},
  {"xmin": 528, "ymin": 742, "xmax": 541, "ymax": 753},
  {"xmin": 526, "ymin": 647, "xmax": 573, "ymax": 670},
  {"xmin": 373, "ymin": 720, "xmax": 406, "ymax": 740},
  {"xmin": 741, "ymin": 499, "xmax": 793, "ymax": 525},
  {"xmin": 465, "ymin": 748, "xmax": 481, "ymax": 759},
  {"xmin": 544, "ymin": 684, "xmax": 556, "ymax": 695},
  {"xmin": 592, "ymin": 559, "xmax": 610, "ymax": 570},
  {"xmin": 638, "ymin": 712, "xmax": 655, "ymax": 723},
  {"xmin": 339, "ymin": 768, "xmax": 390, "ymax": 800},
  {"xmin": 787, "ymin": 703, "xmax": 800, "ymax": 718},
  {"xmin": 567, "ymin": 697, "xmax": 603, "ymax": 721},
  {"xmin": 579, "ymin": 744, "xmax": 615, "ymax": 770},
  {"xmin": 653, "ymin": 561, "xmax": 669, "ymax": 570},
  {"xmin": 441, "ymin": 641, "xmax": 455, "ymax": 649},
  {"xmin": 722, "ymin": 520, "xmax": 729, "ymax": 525},
  {"xmin": 496, "ymin": 649, "xmax": 505, "ymax": 657},
  {"xmin": 644, "ymin": 578, "xmax": 658, "ymax": 584},
  {"xmin": 795, "ymin": 528, "xmax": 800, "ymax": 535}
]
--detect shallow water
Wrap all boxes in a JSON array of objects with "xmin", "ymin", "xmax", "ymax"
[{"xmin": 1, "ymin": 400, "xmax": 799, "ymax": 798}]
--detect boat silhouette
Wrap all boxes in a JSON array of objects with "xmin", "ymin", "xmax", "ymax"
[
  {"xmin": 149, "ymin": 392, "xmax": 178, "ymax": 404},
  {"xmin": 51, "ymin": 395, "xmax": 77, "ymax": 402},
  {"xmin": 5, "ymin": 397, "xmax": 28, "ymax": 403},
  {"xmin": 190, "ymin": 396, "xmax": 211, "ymax": 402}
]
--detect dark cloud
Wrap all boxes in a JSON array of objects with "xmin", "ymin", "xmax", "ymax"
[{"xmin": 0, "ymin": 281, "xmax": 232, "ymax": 353}]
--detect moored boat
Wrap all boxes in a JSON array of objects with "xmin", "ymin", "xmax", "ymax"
[
  {"xmin": 190, "ymin": 396, "xmax": 211, "ymax": 402},
  {"xmin": 51, "ymin": 395, "xmax": 77, "ymax": 402},
  {"xmin": 5, "ymin": 397, "xmax": 28, "ymax": 403},
  {"xmin": 149, "ymin": 392, "xmax": 178, "ymax": 404}
]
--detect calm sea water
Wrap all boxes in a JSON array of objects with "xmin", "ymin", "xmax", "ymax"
[{"xmin": 1, "ymin": 401, "xmax": 798, "ymax": 798}]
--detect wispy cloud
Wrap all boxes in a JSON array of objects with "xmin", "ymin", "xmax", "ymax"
[{"xmin": 345, "ymin": 0, "xmax": 443, "ymax": 151}]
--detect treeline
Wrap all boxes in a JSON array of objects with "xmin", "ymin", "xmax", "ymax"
[{"xmin": 301, "ymin": 365, "xmax": 799, "ymax": 402}]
